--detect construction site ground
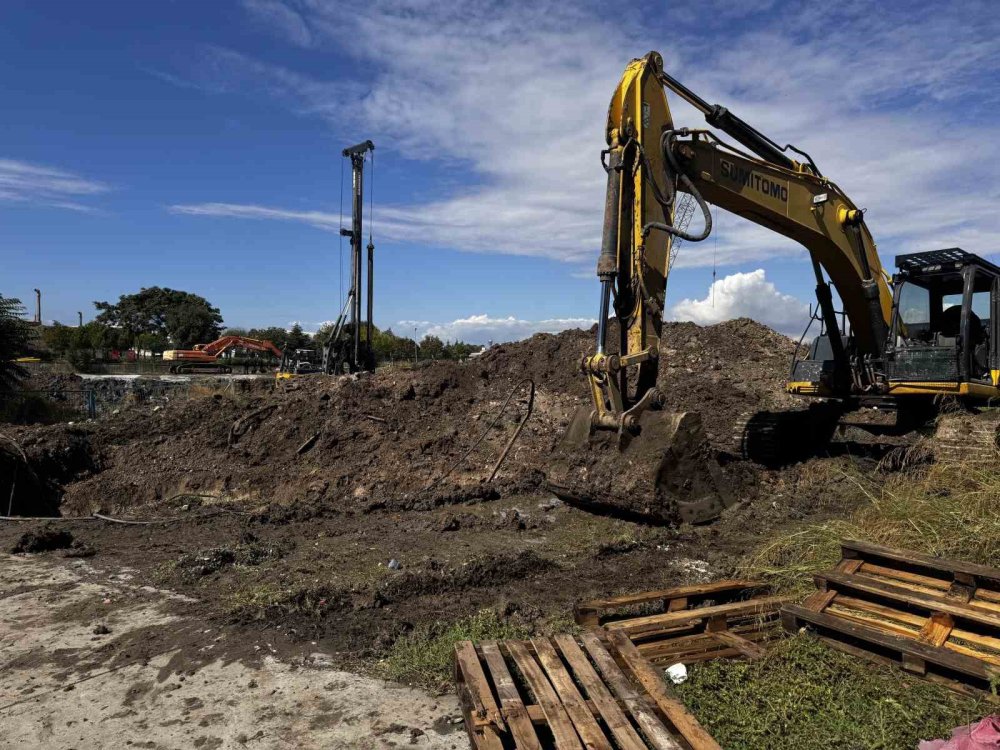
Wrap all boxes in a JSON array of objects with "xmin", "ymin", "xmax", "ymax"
[{"xmin": 0, "ymin": 320, "xmax": 920, "ymax": 748}]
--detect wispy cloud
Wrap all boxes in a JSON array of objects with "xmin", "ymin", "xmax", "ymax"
[
  {"xmin": 0, "ymin": 158, "xmax": 110, "ymax": 212},
  {"xmin": 169, "ymin": 0, "xmax": 1000, "ymax": 268},
  {"xmin": 242, "ymin": 0, "xmax": 315, "ymax": 48}
]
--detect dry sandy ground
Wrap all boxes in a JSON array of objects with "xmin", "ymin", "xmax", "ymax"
[{"xmin": 0, "ymin": 554, "xmax": 464, "ymax": 749}]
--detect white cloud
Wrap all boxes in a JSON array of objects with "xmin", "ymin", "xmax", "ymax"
[
  {"xmin": 669, "ymin": 270, "xmax": 809, "ymax": 336},
  {"xmin": 0, "ymin": 158, "xmax": 110, "ymax": 211},
  {"xmin": 167, "ymin": 1, "xmax": 1000, "ymax": 270},
  {"xmin": 400, "ymin": 314, "xmax": 595, "ymax": 346}
]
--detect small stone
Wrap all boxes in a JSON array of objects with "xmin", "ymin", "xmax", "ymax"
[{"xmin": 93, "ymin": 624, "xmax": 111, "ymax": 635}]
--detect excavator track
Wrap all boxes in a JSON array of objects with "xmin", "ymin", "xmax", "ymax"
[{"xmin": 730, "ymin": 403, "xmax": 841, "ymax": 466}]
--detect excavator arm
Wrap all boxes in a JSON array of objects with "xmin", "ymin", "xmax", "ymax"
[{"xmin": 548, "ymin": 51, "xmax": 895, "ymax": 524}]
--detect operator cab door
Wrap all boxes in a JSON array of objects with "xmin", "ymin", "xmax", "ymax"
[{"xmin": 964, "ymin": 267, "xmax": 998, "ymax": 384}]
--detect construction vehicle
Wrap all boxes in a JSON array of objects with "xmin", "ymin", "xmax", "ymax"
[
  {"xmin": 276, "ymin": 348, "xmax": 322, "ymax": 379},
  {"xmin": 547, "ymin": 51, "xmax": 1000, "ymax": 524},
  {"xmin": 163, "ymin": 335, "xmax": 283, "ymax": 374},
  {"xmin": 324, "ymin": 139, "xmax": 377, "ymax": 375}
]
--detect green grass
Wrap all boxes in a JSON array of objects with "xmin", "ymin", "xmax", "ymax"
[
  {"xmin": 380, "ymin": 608, "xmax": 529, "ymax": 687},
  {"xmin": 675, "ymin": 634, "xmax": 986, "ymax": 750},
  {"xmin": 741, "ymin": 459, "xmax": 1000, "ymax": 594}
]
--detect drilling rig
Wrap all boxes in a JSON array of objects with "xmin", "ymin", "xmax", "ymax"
[{"xmin": 322, "ymin": 140, "xmax": 377, "ymax": 374}]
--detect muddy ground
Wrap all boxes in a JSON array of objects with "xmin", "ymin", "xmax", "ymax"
[{"xmin": 0, "ymin": 320, "xmax": 899, "ymax": 696}]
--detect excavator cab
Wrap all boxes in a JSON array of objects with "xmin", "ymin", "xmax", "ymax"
[{"xmin": 886, "ymin": 249, "xmax": 1000, "ymax": 389}]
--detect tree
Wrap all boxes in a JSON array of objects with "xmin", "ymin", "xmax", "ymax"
[
  {"xmin": 94, "ymin": 287, "xmax": 223, "ymax": 348},
  {"xmin": 0, "ymin": 296, "xmax": 32, "ymax": 394},
  {"xmin": 419, "ymin": 335, "xmax": 445, "ymax": 360},
  {"xmin": 285, "ymin": 323, "xmax": 311, "ymax": 351}
]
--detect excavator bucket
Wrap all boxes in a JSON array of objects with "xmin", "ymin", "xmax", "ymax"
[{"xmin": 546, "ymin": 407, "xmax": 735, "ymax": 525}]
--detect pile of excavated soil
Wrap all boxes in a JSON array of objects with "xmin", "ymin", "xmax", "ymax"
[{"xmin": 7, "ymin": 318, "xmax": 800, "ymax": 518}]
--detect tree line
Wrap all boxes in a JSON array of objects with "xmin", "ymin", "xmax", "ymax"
[{"xmin": 2, "ymin": 287, "xmax": 482, "ymax": 376}]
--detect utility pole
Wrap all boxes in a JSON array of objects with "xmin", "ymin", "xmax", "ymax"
[
  {"xmin": 78, "ymin": 312, "xmax": 83, "ymax": 327},
  {"xmin": 33, "ymin": 289, "xmax": 41, "ymax": 325},
  {"xmin": 414, "ymin": 326, "xmax": 418, "ymax": 365}
]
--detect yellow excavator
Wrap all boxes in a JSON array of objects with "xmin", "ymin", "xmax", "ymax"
[{"xmin": 547, "ymin": 51, "xmax": 1000, "ymax": 524}]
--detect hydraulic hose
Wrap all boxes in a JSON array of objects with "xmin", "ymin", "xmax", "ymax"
[{"xmin": 641, "ymin": 130, "xmax": 712, "ymax": 243}]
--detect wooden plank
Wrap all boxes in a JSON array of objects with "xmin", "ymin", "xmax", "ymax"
[
  {"xmin": 918, "ymin": 613, "xmax": 955, "ymax": 648},
  {"xmin": 834, "ymin": 595, "xmax": 1000, "ymax": 653},
  {"xmin": 816, "ymin": 571, "xmax": 1000, "ymax": 628},
  {"xmin": 531, "ymin": 638, "xmax": 612, "ymax": 750},
  {"xmin": 837, "ymin": 558, "xmax": 864, "ymax": 574},
  {"xmin": 709, "ymin": 630, "xmax": 766, "ymax": 659},
  {"xmin": 455, "ymin": 641, "xmax": 506, "ymax": 732},
  {"xmin": 826, "ymin": 603, "xmax": 1000, "ymax": 668},
  {"xmin": 455, "ymin": 644, "xmax": 505, "ymax": 750},
  {"xmin": 841, "ymin": 540, "xmax": 1000, "ymax": 588},
  {"xmin": 579, "ymin": 580, "xmax": 761, "ymax": 611},
  {"xmin": 783, "ymin": 604, "xmax": 995, "ymax": 680},
  {"xmin": 505, "ymin": 641, "xmax": 583, "ymax": 750},
  {"xmin": 605, "ymin": 595, "xmax": 792, "ymax": 638},
  {"xmin": 479, "ymin": 641, "xmax": 542, "ymax": 750},
  {"xmin": 802, "ymin": 589, "xmax": 838, "ymax": 613},
  {"xmin": 579, "ymin": 632, "xmax": 683, "ymax": 750},
  {"xmin": 574, "ymin": 580, "xmax": 760, "ymax": 626},
  {"xmin": 606, "ymin": 630, "xmax": 723, "ymax": 750},
  {"xmin": 553, "ymin": 634, "xmax": 648, "ymax": 750}
]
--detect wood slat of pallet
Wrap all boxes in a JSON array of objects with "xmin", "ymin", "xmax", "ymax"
[
  {"xmin": 817, "ymin": 571, "xmax": 1000, "ymax": 628},
  {"xmin": 802, "ymin": 589, "xmax": 838, "ymax": 612},
  {"xmin": 579, "ymin": 632, "xmax": 684, "ymax": 750},
  {"xmin": 636, "ymin": 625, "xmax": 776, "ymax": 663},
  {"xmin": 479, "ymin": 641, "xmax": 542, "ymax": 750},
  {"xmin": 834, "ymin": 595, "xmax": 1000, "ymax": 652},
  {"xmin": 842, "ymin": 540, "xmax": 1000, "ymax": 589},
  {"xmin": 574, "ymin": 580, "xmax": 760, "ymax": 627},
  {"xmin": 606, "ymin": 630, "xmax": 724, "ymax": 750},
  {"xmin": 708, "ymin": 630, "xmax": 767, "ymax": 660},
  {"xmin": 827, "ymin": 604, "xmax": 1000, "ymax": 669},
  {"xmin": 505, "ymin": 641, "xmax": 584, "ymax": 750},
  {"xmin": 783, "ymin": 604, "xmax": 997, "ymax": 681},
  {"xmin": 530, "ymin": 638, "xmax": 612, "ymax": 750},
  {"xmin": 552, "ymin": 634, "xmax": 649, "ymax": 750},
  {"xmin": 857, "ymin": 562, "xmax": 1000, "ymax": 609},
  {"xmin": 604, "ymin": 595, "xmax": 792, "ymax": 638},
  {"xmin": 919, "ymin": 613, "xmax": 955, "ymax": 648},
  {"xmin": 454, "ymin": 641, "xmax": 505, "ymax": 749}
]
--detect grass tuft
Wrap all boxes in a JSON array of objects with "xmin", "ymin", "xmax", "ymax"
[
  {"xmin": 741, "ymin": 460, "xmax": 1000, "ymax": 594},
  {"xmin": 676, "ymin": 633, "xmax": 986, "ymax": 750},
  {"xmin": 381, "ymin": 609, "xmax": 528, "ymax": 687}
]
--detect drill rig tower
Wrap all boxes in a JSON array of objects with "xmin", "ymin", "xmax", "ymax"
[{"xmin": 323, "ymin": 139, "xmax": 376, "ymax": 374}]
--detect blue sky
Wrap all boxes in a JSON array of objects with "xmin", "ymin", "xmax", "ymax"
[{"xmin": 3, "ymin": 0, "xmax": 999, "ymax": 344}]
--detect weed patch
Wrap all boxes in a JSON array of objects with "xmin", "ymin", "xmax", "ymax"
[
  {"xmin": 676, "ymin": 634, "xmax": 986, "ymax": 750},
  {"xmin": 381, "ymin": 609, "xmax": 528, "ymax": 687},
  {"xmin": 742, "ymin": 461, "xmax": 1000, "ymax": 593}
]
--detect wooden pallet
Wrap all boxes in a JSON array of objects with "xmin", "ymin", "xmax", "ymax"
[
  {"xmin": 454, "ymin": 632, "xmax": 721, "ymax": 750},
  {"xmin": 782, "ymin": 539, "xmax": 1000, "ymax": 696},
  {"xmin": 575, "ymin": 580, "xmax": 789, "ymax": 666}
]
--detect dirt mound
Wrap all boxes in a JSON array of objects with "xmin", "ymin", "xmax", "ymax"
[
  {"xmin": 1, "ymin": 424, "xmax": 102, "ymax": 516},
  {"xmin": 10, "ymin": 527, "xmax": 75, "ymax": 553},
  {"xmin": 2, "ymin": 318, "xmax": 802, "ymax": 520}
]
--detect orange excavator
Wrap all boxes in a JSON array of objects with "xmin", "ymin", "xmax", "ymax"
[{"xmin": 163, "ymin": 336, "xmax": 283, "ymax": 374}]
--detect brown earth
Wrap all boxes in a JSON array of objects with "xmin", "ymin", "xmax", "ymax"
[{"xmin": 0, "ymin": 319, "xmax": 893, "ymax": 687}]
